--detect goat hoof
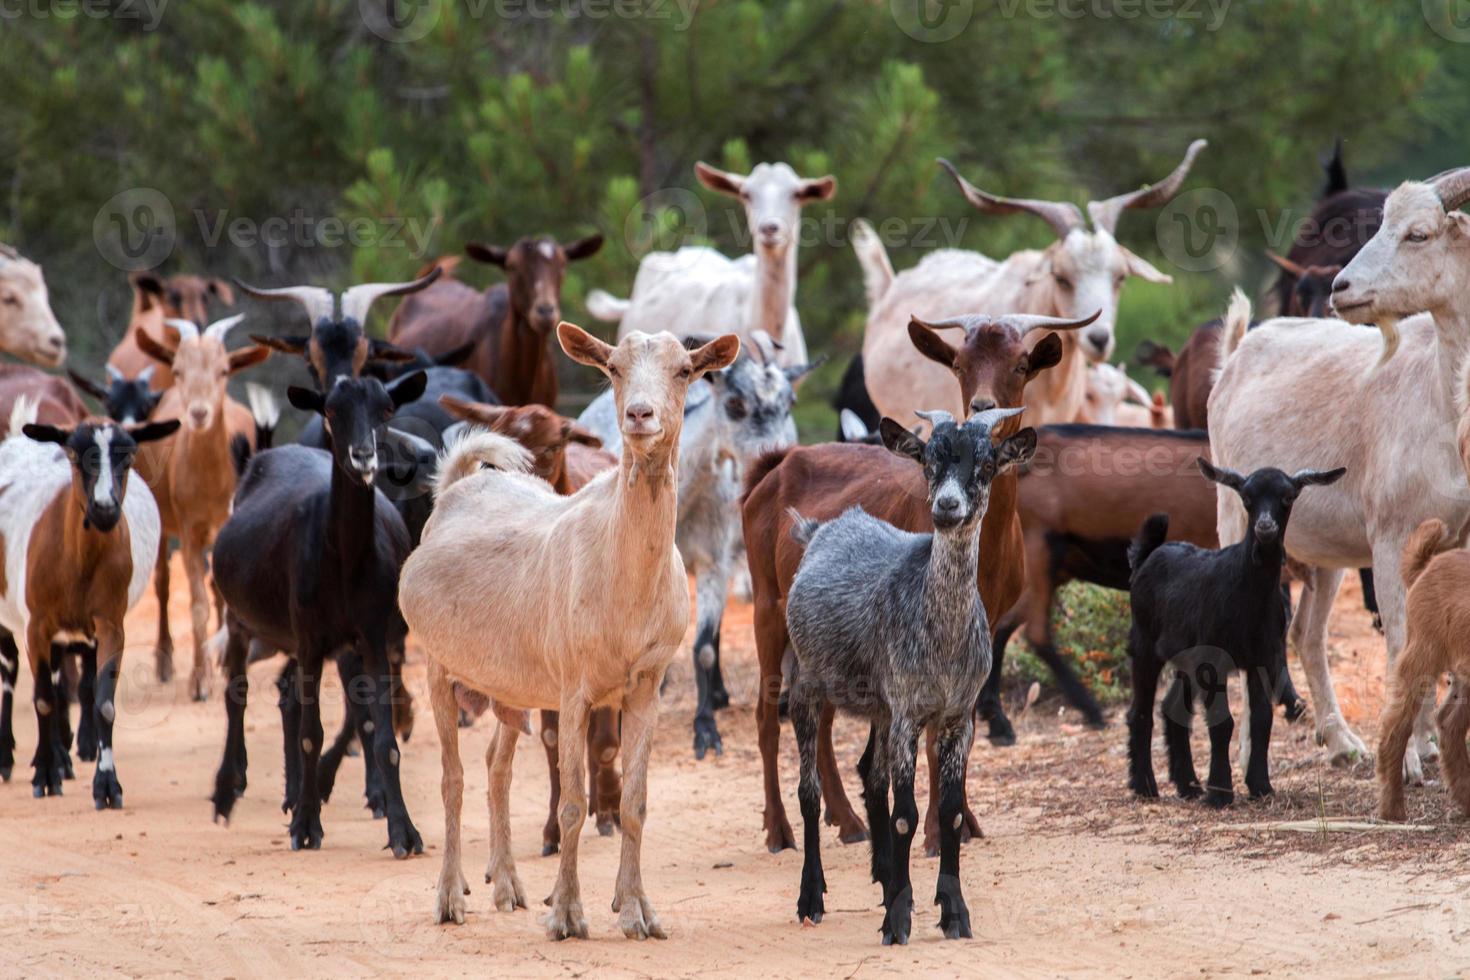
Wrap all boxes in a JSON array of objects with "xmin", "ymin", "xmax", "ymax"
[
  {"xmin": 880, "ymin": 886, "xmax": 913, "ymax": 946},
  {"xmin": 765, "ymin": 820, "xmax": 797, "ymax": 854},
  {"xmin": 542, "ymin": 899, "xmax": 589, "ymax": 941},
  {"xmin": 1378, "ymin": 801, "xmax": 1408, "ymax": 823},
  {"xmin": 92, "ymin": 770, "xmax": 124, "ymax": 810},
  {"xmin": 986, "ymin": 724, "xmax": 1017, "ymax": 747},
  {"xmin": 596, "ymin": 817, "xmax": 616, "ymax": 838},
  {"xmin": 1175, "ymin": 782, "xmax": 1203, "ymax": 801},
  {"xmin": 490, "ymin": 869, "xmax": 527, "ymax": 911},
  {"xmin": 796, "ymin": 887, "xmax": 825, "ymax": 927},
  {"xmin": 289, "ymin": 811, "xmax": 324, "ymax": 850},
  {"xmin": 839, "ymin": 826, "xmax": 870, "ymax": 845},
  {"xmin": 1203, "ymin": 789, "xmax": 1234, "ymax": 809},
  {"xmin": 541, "ymin": 841, "xmax": 560, "ymax": 857},
  {"xmin": 0, "ymin": 764, "xmax": 11, "ymax": 782},
  {"xmin": 692, "ymin": 721, "xmax": 723, "ymax": 760},
  {"xmin": 32, "ymin": 763, "xmax": 64, "ymax": 798},
  {"xmin": 1129, "ymin": 772, "xmax": 1159, "ymax": 799},
  {"xmin": 154, "ymin": 650, "xmax": 173, "ymax": 684},
  {"xmin": 617, "ymin": 893, "xmax": 667, "ymax": 940},
  {"xmin": 387, "ymin": 818, "xmax": 424, "ymax": 859},
  {"xmin": 1247, "ymin": 781, "xmax": 1274, "ymax": 800}
]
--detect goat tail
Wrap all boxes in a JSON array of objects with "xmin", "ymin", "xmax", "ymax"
[
  {"xmin": 246, "ymin": 383, "xmax": 279, "ymax": 451},
  {"xmin": 433, "ymin": 426, "xmax": 533, "ymax": 499},
  {"xmin": 414, "ymin": 254, "xmax": 461, "ymax": 281},
  {"xmin": 585, "ymin": 289, "xmax": 630, "ymax": 322},
  {"xmin": 6, "ymin": 394, "xmax": 37, "ymax": 437},
  {"xmin": 788, "ymin": 508, "xmax": 821, "ymax": 548},
  {"xmin": 1221, "ymin": 287, "xmax": 1252, "ymax": 363},
  {"xmin": 1402, "ymin": 519, "xmax": 1457, "ymax": 590},
  {"xmin": 742, "ymin": 447, "xmax": 792, "ymax": 504},
  {"xmin": 1129, "ymin": 513, "xmax": 1170, "ymax": 572},
  {"xmin": 850, "ymin": 219, "xmax": 894, "ymax": 308}
]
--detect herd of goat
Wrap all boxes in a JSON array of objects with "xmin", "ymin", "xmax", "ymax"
[{"xmin": 1, "ymin": 137, "xmax": 1469, "ymax": 944}]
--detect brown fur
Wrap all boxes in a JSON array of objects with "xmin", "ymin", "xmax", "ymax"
[
  {"xmin": 0, "ymin": 363, "xmax": 87, "ymax": 427},
  {"xmin": 1167, "ymin": 319, "xmax": 1221, "ymax": 430}
]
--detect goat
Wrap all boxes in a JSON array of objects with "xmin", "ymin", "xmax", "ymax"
[
  {"xmin": 1134, "ymin": 339, "xmax": 1175, "ymax": 380},
  {"xmin": 587, "ymin": 162, "xmax": 834, "ymax": 367},
  {"xmin": 107, "ymin": 272, "xmax": 235, "ymax": 387},
  {"xmin": 1265, "ymin": 251, "xmax": 1341, "ymax": 318},
  {"xmin": 1127, "ymin": 461, "xmax": 1343, "ymax": 807},
  {"xmin": 1376, "ymin": 519, "xmax": 1470, "ymax": 821},
  {"xmin": 390, "ymin": 235, "xmax": 603, "ymax": 406},
  {"xmin": 0, "ymin": 243, "xmax": 65, "ymax": 367},
  {"xmin": 0, "ymin": 399, "xmax": 178, "ymax": 801},
  {"xmin": 742, "ymin": 312, "xmax": 1085, "ymax": 855},
  {"xmin": 1209, "ymin": 165, "xmax": 1470, "ymax": 780},
  {"xmin": 859, "ymin": 141, "xmax": 1206, "ymax": 426},
  {"xmin": 579, "ymin": 332, "xmax": 814, "ymax": 759},
  {"xmin": 786, "ymin": 408, "xmax": 1032, "ymax": 943},
  {"xmin": 436, "ymin": 393, "xmax": 623, "ymax": 854},
  {"xmin": 831, "ymin": 355, "xmax": 881, "ymax": 442},
  {"xmin": 401, "ymin": 325, "xmax": 739, "ymax": 939},
  {"xmin": 68, "ymin": 365, "xmax": 164, "ymax": 426},
  {"xmin": 1080, "ymin": 363, "xmax": 1162, "ymax": 427},
  {"xmin": 132, "ymin": 316, "xmax": 272, "ymax": 699}
]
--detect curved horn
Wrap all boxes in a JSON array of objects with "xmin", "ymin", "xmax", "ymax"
[
  {"xmin": 937, "ymin": 159, "xmax": 1083, "ymax": 239},
  {"xmin": 339, "ymin": 266, "xmax": 443, "ymax": 326},
  {"xmin": 105, "ymin": 363, "xmax": 124, "ymax": 383},
  {"xmin": 1264, "ymin": 250, "xmax": 1307, "ymax": 279},
  {"xmin": 969, "ymin": 406, "xmax": 1026, "ymax": 431},
  {"xmin": 913, "ymin": 409, "xmax": 957, "ymax": 429},
  {"xmin": 1124, "ymin": 377, "xmax": 1153, "ymax": 407},
  {"xmin": 910, "ymin": 314, "xmax": 970, "ymax": 332},
  {"xmin": 164, "ymin": 317, "xmax": 201, "ymax": 343},
  {"xmin": 137, "ymin": 364, "xmax": 156, "ymax": 385},
  {"xmin": 203, "ymin": 313, "xmax": 246, "ymax": 344},
  {"xmin": 1086, "ymin": 139, "xmax": 1208, "ymax": 235},
  {"xmin": 1431, "ymin": 166, "xmax": 1470, "ymax": 212},
  {"xmin": 1002, "ymin": 309, "xmax": 1103, "ymax": 337},
  {"xmin": 233, "ymin": 280, "xmax": 336, "ymax": 327}
]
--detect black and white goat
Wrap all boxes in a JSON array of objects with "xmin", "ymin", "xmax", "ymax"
[
  {"xmin": 1127, "ymin": 459, "xmax": 1344, "ymax": 807},
  {"xmin": 784, "ymin": 407, "xmax": 1035, "ymax": 945}
]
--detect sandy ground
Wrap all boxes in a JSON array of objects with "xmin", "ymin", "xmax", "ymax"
[{"xmin": 2, "ymin": 560, "xmax": 1469, "ymax": 979}]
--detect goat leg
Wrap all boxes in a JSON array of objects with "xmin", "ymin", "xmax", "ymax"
[
  {"xmin": 589, "ymin": 707, "xmax": 622, "ymax": 836},
  {"xmin": 90, "ymin": 628, "xmax": 124, "ymax": 811},
  {"xmin": 27, "ymin": 630, "xmax": 63, "ymax": 798},
  {"xmin": 45, "ymin": 650, "xmax": 74, "ymax": 782},
  {"xmin": 359, "ymin": 641, "xmax": 422, "ymax": 858},
  {"xmin": 612, "ymin": 670, "xmax": 666, "ymax": 940},
  {"xmin": 211, "ymin": 620, "xmax": 250, "ymax": 822},
  {"xmin": 857, "ymin": 724, "xmax": 892, "ymax": 901},
  {"xmin": 287, "ymin": 658, "xmax": 326, "ymax": 850},
  {"xmin": 1201, "ymin": 671, "xmax": 1236, "ymax": 809},
  {"xmin": 152, "ymin": 538, "xmax": 174, "ymax": 684},
  {"xmin": 1244, "ymin": 667, "xmax": 1275, "ymax": 799},
  {"xmin": 1161, "ymin": 672, "xmax": 1201, "ymax": 799},
  {"xmin": 818, "ymin": 701, "xmax": 867, "ymax": 843},
  {"xmin": 934, "ymin": 718, "xmax": 973, "ymax": 940},
  {"xmin": 753, "ymin": 596, "xmax": 796, "ymax": 853},
  {"xmin": 922, "ymin": 725, "xmax": 980, "ymax": 857},
  {"xmin": 75, "ymin": 646, "xmax": 98, "ymax": 762},
  {"xmin": 791, "ymin": 684, "xmax": 826, "ymax": 926},
  {"xmin": 976, "ymin": 606, "xmax": 1023, "ymax": 746},
  {"xmin": 277, "ymin": 660, "xmax": 302, "ymax": 815},
  {"xmin": 540, "ymin": 709, "xmax": 562, "ymax": 855},
  {"xmin": 1436, "ymin": 677, "xmax": 1470, "ymax": 818},
  {"xmin": 430, "ymin": 660, "xmax": 469, "ymax": 925},
  {"xmin": 1126, "ymin": 636, "xmax": 1161, "ymax": 799},
  {"xmin": 0, "ymin": 630, "xmax": 17, "ymax": 781},
  {"xmin": 880, "ymin": 721, "xmax": 917, "ymax": 947}
]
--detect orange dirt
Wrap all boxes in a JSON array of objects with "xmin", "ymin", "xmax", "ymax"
[{"xmin": 1, "ymin": 558, "xmax": 1467, "ymax": 977}]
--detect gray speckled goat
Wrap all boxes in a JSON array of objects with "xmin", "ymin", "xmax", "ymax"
[{"xmin": 785, "ymin": 407, "xmax": 1036, "ymax": 945}]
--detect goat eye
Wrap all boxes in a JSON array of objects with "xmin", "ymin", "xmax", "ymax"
[
  {"xmin": 676, "ymin": 367, "xmax": 692, "ymax": 380},
  {"xmin": 1, "ymin": 295, "xmax": 17, "ymax": 307},
  {"xmin": 1055, "ymin": 276, "xmax": 1073, "ymax": 290},
  {"xmin": 1406, "ymin": 231, "xmax": 1429, "ymax": 243},
  {"xmin": 607, "ymin": 365, "xmax": 620, "ymax": 378}
]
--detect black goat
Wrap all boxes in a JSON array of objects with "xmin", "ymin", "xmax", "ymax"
[
  {"xmin": 210, "ymin": 369, "xmax": 428, "ymax": 854},
  {"xmin": 69, "ymin": 365, "xmax": 163, "ymax": 426},
  {"xmin": 1126, "ymin": 460, "xmax": 1343, "ymax": 808}
]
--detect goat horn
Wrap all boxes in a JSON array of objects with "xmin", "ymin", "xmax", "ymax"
[
  {"xmin": 338, "ymin": 266, "xmax": 443, "ymax": 327},
  {"xmin": 138, "ymin": 364, "xmax": 156, "ymax": 385},
  {"xmin": 1086, "ymin": 139, "xmax": 1208, "ymax": 236},
  {"xmin": 969, "ymin": 406, "xmax": 1026, "ymax": 431},
  {"xmin": 1264, "ymin": 250, "xmax": 1307, "ymax": 279},
  {"xmin": 1004, "ymin": 309, "xmax": 1103, "ymax": 337},
  {"xmin": 1125, "ymin": 378, "xmax": 1153, "ymax": 407},
  {"xmin": 203, "ymin": 313, "xmax": 246, "ymax": 344},
  {"xmin": 937, "ymin": 159, "xmax": 1084, "ymax": 239},
  {"xmin": 164, "ymin": 317, "xmax": 201, "ymax": 343},
  {"xmin": 748, "ymin": 329, "xmax": 780, "ymax": 366},
  {"xmin": 913, "ymin": 409, "xmax": 956, "ymax": 429},
  {"xmin": 233, "ymin": 280, "xmax": 337, "ymax": 327},
  {"xmin": 1431, "ymin": 166, "xmax": 1470, "ymax": 212},
  {"xmin": 105, "ymin": 363, "xmax": 124, "ymax": 383}
]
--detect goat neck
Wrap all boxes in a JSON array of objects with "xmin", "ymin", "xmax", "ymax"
[
  {"xmin": 1015, "ymin": 263, "xmax": 1087, "ymax": 424},
  {"xmin": 750, "ymin": 243, "xmax": 797, "ymax": 339},
  {"xmin": 498, "ymin": 309, "xmax": 556, "ymax": 406},
  {"xmin": 326, "ymin": 441, "xmax": 380, "ymax": 569},
  {"xmin": 923, "ymin": 507, "xmax": 988, "ymax": 642}
]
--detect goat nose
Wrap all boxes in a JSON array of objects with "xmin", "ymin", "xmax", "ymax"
[
  {"xmin": 1332, "ymin": 277, "xmax": 1351, "ymax": 294},
  {"xmin": 189, "ymin": 407, "xmax": 208, "ymax": 425},
  {"xmin": 625, "ymin": 402, "xmax": 655, "ymax": 422},
  {"xmin": 759, "ymin": 222, "xmax": 780, "ymax": 236},
  {"xmin": 1086, "ymin": 327, "xmax": 1111, "ymax": 349},
  {"xmin": 535, "ymin": 303, "xmax": 555, "ymax": 319},
  {"xmin": 969, "ymin": 397, "xmax": 996, "ymax": 415}
]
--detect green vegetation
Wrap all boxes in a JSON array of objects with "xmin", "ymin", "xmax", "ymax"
[{"xmin": 1005, "ymin": 582, "xmax": 1133, "ymax": 705}]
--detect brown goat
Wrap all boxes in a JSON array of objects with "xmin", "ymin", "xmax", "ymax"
[
  {"xmin": 389, "ymin": 235, "xmax": 603, "ymax": 406},
  {"xmin": 437, "ymin": 394, "xmax": 622, "ymax": 854},
  {"xmin": 743, "ymin": 312, "xmax": 1086, "ymax": 855},
  {"xmin": 1376, "ymin": 519, "xmax": 1470, "ymax": 821}
]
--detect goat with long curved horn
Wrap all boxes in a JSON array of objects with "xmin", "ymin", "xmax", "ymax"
[
  {"xmin": 232, "ymin": 281, "xmax": 336, "ymax": 327},
  {"xmin": 338, "ymin": 267, "xmax": 442, "ymax": 327},
  {"xmin": 937, "ymin": 159, "xmax": 1084, "ymax": 239},
  {"xmin": 1086, "ymin": 139, "xmax": 1209, "ymax": 236},
  {"xmin": 999, "ymin": 309, "xmax": 1104, "ymax": 336},
  {"xmin": 203, "ymin": 314, "xmax": 247, "ymax": 344}
]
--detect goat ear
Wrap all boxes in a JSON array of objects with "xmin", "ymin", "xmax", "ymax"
[
  {"xmin": 563, "ymin": 234, "xmax": 604, "ymax": 262},
  {"xmin": 130, "ymin": 271, "xmax": 165, "ymax": 310},
  {"xmin": 465, "ymin": 242, "xmax": 510, "ymax": 267},
  {"xmin": 997, "ymin": 427, "xmax": 1038, "ymax": 471},
  {"xmin": 694, "ymin": 161, "xmax": 744, "ymax": 197},
  {"xmin": 907, "ymin": 317, "xmax": 958, "ymax": 369},
  {"xmin": 437, "ymin": 393, "xmax": 506, "ymax": 428},
  {"xmin": 879, "ymin": 417, "xmax": 925, "ymax": 464},
  {"xmin": 208, "ymin": 278, "xmax": 236, "ymax": 305},
  {"xmin": 1120, "ymin": 246, "xmax": 1173, "ymax": 285},
  {"xmin": 67, "ymin": 370, "xmax": 111, "ymax": 403},
  {"xmin": 797, "ymin": 175, "xmax": 837, "ymax": 203},
  {"xmin": 1291, "ymin": 466, "xmax": 1347, "ymax": 488},
  {"xmin": 127, "ymin": 419, "xmax": 182, "ymax": 444},
  {"xmin": 21, "ymin": 423, "xmax": 71, "ymax": 446},
  {"xmin": 368, "ymin": 339, "xmax": 416, "ymax": 364},
  {"xmin": 134, "ymin": 327, "xmax": 176, "ymax": 366},
  {"xmin": 558, "ymin": 322, "xmax": 614, "ymax": 369},
  {"xmin": 1196, "ymin": 456, "xmax": 1245, "ymax": 490},
  {"xmin": 287, "ymin": 386, "xmax": 324, "ymax": 415},
  {"xmin": 388, "ymin": 370, "xmax": 428, "ymax": 410},
  {"xmin": 565, "ymin": 422, "xmax": 603, "ymax": 449},
  {"xmin": 1027, "ymin": 333, "xmax": 1065, "ymax": 376},
  {"xmin": 689, "ymin": 334, "xmax": 742, "ymax": 378},
  {"xmin": 227, "ymin": 345, "xmax": 272, "ymax": 375},
  {"xmin": 250, "ymin": 333, "xmax": 308, "ymax": 356}
]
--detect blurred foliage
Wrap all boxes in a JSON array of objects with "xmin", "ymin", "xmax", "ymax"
[
  {"xmin": 1, "ymin": 1, "xmax": 1466, "ymax": 429},
  {"xmin": 1006, "ymin": 582, "xmax": 1133, "ymax": 707}
]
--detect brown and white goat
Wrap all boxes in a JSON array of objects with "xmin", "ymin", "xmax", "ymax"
[
  {"xmin": 401, "ymin": 324, "xmax": 739, "ymax": 940},
  {"xmin": 134, "ymin": 316, "xmax": 271, "ymax": 699}
]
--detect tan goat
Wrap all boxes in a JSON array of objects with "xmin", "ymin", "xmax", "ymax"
[
  {"xmin": 135, "ymin": 316, "xmax": 271, "ymax": 699},
  {"xmin": 400, "ymin": 324, "xmax": 739, "ymax": 941}
]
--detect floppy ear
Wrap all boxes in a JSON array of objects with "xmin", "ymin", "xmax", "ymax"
[
  {"xmin": 227, "ymin": 345, "xmax": 272, "ymax": 374},
  {"xmin": 68, "ymin": 370, "xmax": 111, "ymax": 403},
  {"xmin": 130, "ymin": 271, "xmax": 165, "ymax": 311},
  {"xmin": 250, "ymin": 334, "xmax": 308, "ymax": 356},
  {"xmin": 879, "ymin": 417, "xmax": 925, "ymax": 465},
  {"xmin": 368, "ymin": 339, "xmax": 416, "ymax": 364},
  {"xmin": 1292, "ymin": 466, "xmax": 1347, "ymax": 488},
  {"xmin": 1027, "ymin": 333, "xmax": 1065, "ymax": 376},
  {"xmin": 563, "ymin": 420, "xmax": 603, "ymax": 449},
  {"xmin": 694, "ymin": 161, "xmax": 744, "ymax": 197},
  {"xmin": 1196, "ymin": 456, "xmax": 1246, "ymax": 490},
  {"xmin": 388, "ymin": 370, "xmax": 428, "ymax": 410},
  {"xmin": 997, "ymin": 427, "xmax": 1038, "ymax": 471},
  {"xmin": 563, "ymin": 234, "xmax": 604, "ymax": 262},
  {"xmin": 439, "ymin": 393, "xmax": 513, "ymax": 429},
  {"xmin": 208, "ymin": 278, "xmax": 236, "ymax": 306},
  {"xmin": 287, "ymin": 386, "xmax": 324, "ymax": 414},
  {"xmin": 465, "ymin": 242, "xmax": 510, "ymax": 267},
  {"xmin": 134, "ymin": 327, "xmax": 176, "ymax": 366},
  {"xmin": 689, "ymin": 334, "xmax": 742, "ymax": 377},
  {"xmin": 127, "ymin": 419, "xmax": 182, "ymax": 444},
  {"xmin": 558, "ymin": 322, "xmax": 614, "ymax": 369},
  {"xmin": 907, "ymin": 317, "xmax": 959, "ymax": 369},
  {"xmin": 1120, "ymin": 246, "xmax": 1173, "ymax": 285},
  {"xmin": 22, "ymin": 423, "xmax": 71, "ymax": 446}
]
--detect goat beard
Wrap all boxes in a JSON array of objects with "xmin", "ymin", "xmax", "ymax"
[{"xmin": 1372, "ymin": 314, "xmax": 1402, "ymax": 370}]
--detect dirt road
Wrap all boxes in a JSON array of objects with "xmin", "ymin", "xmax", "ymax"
[{"xmin": 2, "ymin": 561, "xmax": 1467, "ymax": 978}]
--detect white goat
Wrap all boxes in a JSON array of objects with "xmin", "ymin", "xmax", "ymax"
[
  {"xmin": 0, "ymin": 244, "xmax": 66, "ymax": 367},
  {"xmin": 586, "ymin": 162, "xmax": 834, "ymax": 367},
  {"xmin": 1082, "ymin": 363, "xmax": 1162, "ymax": 427},
  {"xmin": 1208, "ymin": 166, "xmax": 1470, "ymax": 780},
  {"xmin": 857, "ymin": 141, "xmax": 1206, "ymax": 425}
]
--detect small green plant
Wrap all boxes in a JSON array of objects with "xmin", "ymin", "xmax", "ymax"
[{"xmin": 1003, "ymin": 582, "xmax": 1132, "ymax": 705}]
